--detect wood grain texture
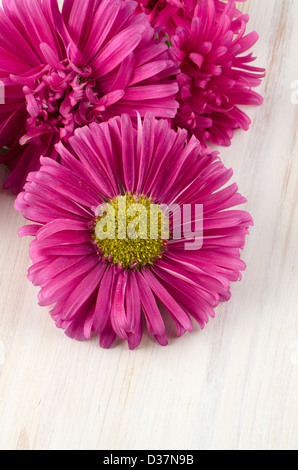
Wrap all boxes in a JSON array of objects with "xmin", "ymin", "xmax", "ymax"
[{"xmin": 0, "ymin": 0, "xmax": 297, "ymax": 450}]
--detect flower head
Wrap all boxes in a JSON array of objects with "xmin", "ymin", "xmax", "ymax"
[
  {"xmin": 135, "ymin": 0, "xmax": 265, "ymax": 146},
  {"xmin": 0, "ymin": 0, "xmax": 179, "ymax": 193},
  {"xmin": 16, "ymin": 113, "xmax": 253, "ymax": 349},
  {"xmin": 169, "ymin": 1, "xmax": 265, "ymax": 146},
  {"xmin": 134, "ymin": 0, "xmax": 246, "ymax": 31}
]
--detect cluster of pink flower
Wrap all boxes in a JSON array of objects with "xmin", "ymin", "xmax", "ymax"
[{"xmin": 0, "ymin": 0, "xmax": 264, "ymax": 349}]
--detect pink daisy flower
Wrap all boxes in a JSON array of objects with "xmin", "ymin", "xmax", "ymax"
[
  {"xmin": 0, "ymin": 0, "xmax": 179, "ymax": 194},
  {"xmin": 135, "ymin": 0, "xmax": 265, "ymax": 146},
  {"xmin": 15, "ymin": 113, "xmax": 253, "ymax": 350}
]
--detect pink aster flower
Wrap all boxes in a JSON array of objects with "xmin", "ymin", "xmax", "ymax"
[
  {"xmin": 169, "ymin": 0, "xmax": 265, "ymax": 146},
  {"xmin": 135, "ymin": 0, "xmax": 265, "ymax": 146},
  {"xmin": 0, "ymin": 0, "xmax": 179, "ymax": 194},
  {"xmin": 15, "ymin": 113, "xmax": 253, "ymax": 350},
  {"xmin": 133, "ymin": 0, "xmax": 246, "ymax": 31}
]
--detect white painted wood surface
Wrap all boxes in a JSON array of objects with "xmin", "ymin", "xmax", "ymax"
[{"xmin": 0, "ymin": 0, "xmax": 297, "ymax": 450}]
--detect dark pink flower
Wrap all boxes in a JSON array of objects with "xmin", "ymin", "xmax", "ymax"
[
  {"xmin": 136, "ymin": 0, "xmax": 265, "ymax": 146},
  {"xmin": 134, "ymin": 0, "xmax": 247, "ymax": 32},
  {"xmin": 15, "ymin": 113, "xmax": 253, "ymax": 349},
  {"xmin": 0, "ymin": 0, "xmax": 179, "ymax": 193}
]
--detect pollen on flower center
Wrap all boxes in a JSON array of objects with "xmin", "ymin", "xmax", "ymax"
[{"xmin": 93, "ymin": 193, "xmax": 167, "ymax": 269}]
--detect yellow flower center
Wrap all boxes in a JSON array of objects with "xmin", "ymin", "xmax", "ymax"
[{"xmin": 93, "ymin": 193, "xmax": 167, "ymax": 269}]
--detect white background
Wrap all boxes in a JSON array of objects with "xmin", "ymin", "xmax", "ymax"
[{"xmin": 0, "ymin": 0, "xmax": 297, "ymax": 450}]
